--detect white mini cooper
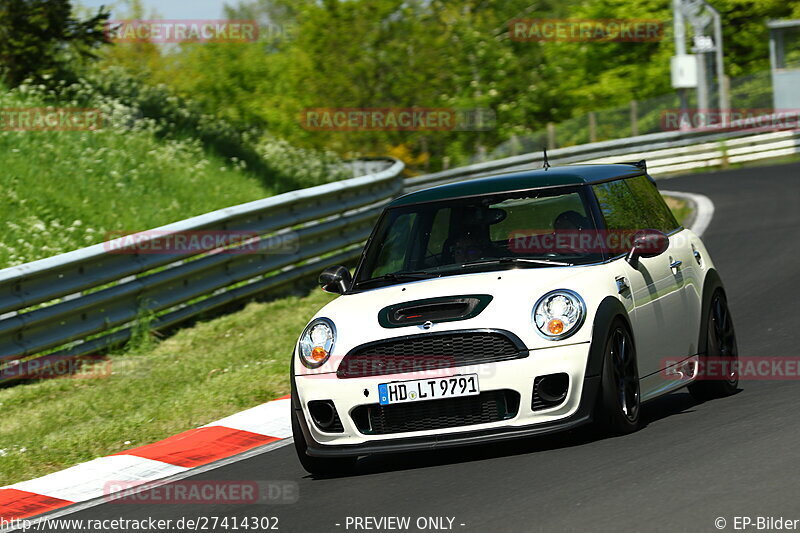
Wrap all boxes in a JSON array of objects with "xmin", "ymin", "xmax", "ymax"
[{"xmin": 291, "ymin": 163, "xmax": 738, "ymax": 475}]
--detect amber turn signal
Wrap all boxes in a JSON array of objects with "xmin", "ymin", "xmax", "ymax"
[
  {"xmin": 311, "ymin": 346, "xmax": 328, "ymax": 362},
  {"xmin": 547, "ymin": 318, "xmax": 565, "ymax": 335}
]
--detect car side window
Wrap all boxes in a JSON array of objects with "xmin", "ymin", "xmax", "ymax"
[
  {"xmin": 592, "ymin": 179, "xmax": 648, "ymax": 231},
  {"xmin": 625, "ymin": 175, "xmax": 680, "ymax": 233}
]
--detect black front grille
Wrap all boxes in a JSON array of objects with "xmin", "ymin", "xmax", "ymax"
[
  {"xmin": 351, "ymin": 390, "xmax": 520, "ymax": 435},
  {"xmin": 337, "ymin": 330, "xmax": 527, "ymax": 379}
]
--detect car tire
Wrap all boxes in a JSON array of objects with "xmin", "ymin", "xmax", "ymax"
[
  {"xmin": 291, "ymin": 407, "xmax": 357, "ymax": 477},
  {"xmin": 688, "ymin": 290, "xmax": 739, "ymax": 401},
  {"xmin": 596, "ymin": 319, "xmax": 641, "ymax": 435}
]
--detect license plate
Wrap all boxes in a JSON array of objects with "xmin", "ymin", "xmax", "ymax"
[{"xmin": 378, "ymin": 374, "xmax": 480, "ymax": 406}]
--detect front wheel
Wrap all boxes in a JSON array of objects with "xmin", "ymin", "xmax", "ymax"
[
  {"xmin": 596, "ymin": 320, "xmax": 641, "ymax": 435},
  {"xmin": 291, "ymin": 407, "xmax": 357, "ymax": 477},
  {"xmin": 688, "ymin": 290, "xmax": 739, "ymax": 401}
]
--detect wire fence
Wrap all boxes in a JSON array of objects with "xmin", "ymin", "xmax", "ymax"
[{"xmin": 483, "ymin": 69, "xmax": 776, "ymax": 161}]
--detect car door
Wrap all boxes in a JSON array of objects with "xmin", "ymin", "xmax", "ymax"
[
  {"xmin": 668, "ymin": 235, "xmax": 704, "ymax": 354},
  {"xmin": 593, "ymin": 177, "xmax": 687, "ymax": 378},
  {"xmin": 625, "ymin": 175, "xmax": 702, "ymax": 359}
]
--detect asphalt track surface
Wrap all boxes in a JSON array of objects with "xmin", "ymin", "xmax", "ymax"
[{"xmin": 66, "ymin": 162, "xmax": 800, "ymax": 532}]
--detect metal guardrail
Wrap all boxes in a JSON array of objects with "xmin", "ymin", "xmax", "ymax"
[
  {"xmin": 1, "ymin": 124, "xmax": 798, "ymax": 381},
  {"xmin": 0, "ymin": 158, "xmax": 404, "ymax": 380},
  {"xmin": 406, "ymin": 127, "xmax": 800, "ymax": 191}
]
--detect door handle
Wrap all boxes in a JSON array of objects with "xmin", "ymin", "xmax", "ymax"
[
  {"xmin": 615, "ymin": 276, "xmax": 630, "ymax": 294},
  {"xmin": 692, "ymin": 244, "xmax": 702, "ymax": 264},
  {"xmin": 670, "ymin": 260, "xmax": 682, "ymax": 270}
]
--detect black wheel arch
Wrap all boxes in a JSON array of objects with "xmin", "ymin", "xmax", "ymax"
[
  {"xmin": 586, "ymin": 296, "xmax": 634, "ymax": 378},
  {"xmin": 698, "ymin": 268, "xmax": 726, "ymax": 355}
]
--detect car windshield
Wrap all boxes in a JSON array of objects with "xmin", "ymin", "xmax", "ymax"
[{"xmin": 355, "ymin": 186, "xmax": 605, "ymax": 287}]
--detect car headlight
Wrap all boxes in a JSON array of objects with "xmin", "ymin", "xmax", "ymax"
[
  {"xmin": 298, "ymin": 318, "xmax": 336, "ymax": 368},
  {"xmin": 533, "ymin": 290, "xmax": 586, "ymax": 340}
]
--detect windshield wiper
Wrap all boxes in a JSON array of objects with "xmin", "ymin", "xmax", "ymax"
[
  {"xmin": 356, "ymin": 271, "xmax": 433, "ymax": 287},
  {"xmin": 457, "ymin": 257, "xmax": 573, "ymax": 268}
]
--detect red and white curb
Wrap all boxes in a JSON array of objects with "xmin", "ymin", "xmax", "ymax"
[{"xmin": 0, "ymin": 395, "xmax": 292, "ymax": 521}]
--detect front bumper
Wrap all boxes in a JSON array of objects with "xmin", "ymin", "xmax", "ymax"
[{"xmin": 293, "ymin": 342, "xmax": 597, "ymax": 457}]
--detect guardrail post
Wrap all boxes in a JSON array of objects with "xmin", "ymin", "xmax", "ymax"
[
  {"xmin": 630, "ymin": 100, "xmax": 639, "ymax": 137},
  {"xmin": 420, "ymin": 136, "xmax": 430, "ymax": 172},
  {"xmin": 547, "ymin": 122, "xmax": 556, "ymax": 150},
  {"xmin": 719, "ymin": 140, "xmax": 730, "ymax": 168},
  {"xmin": 721, "ymin": 74, "xmax": 731, "ymax": 114},
  {"xmin": 588, "ymin": 112, "xmax": 597, "ymax": 143},
  {"xmin": 476, "ymin": 144, "xmax": 487, "ymax": 162}
]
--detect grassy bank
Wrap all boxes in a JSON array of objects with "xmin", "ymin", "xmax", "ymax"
[
  {"xmin": 0, "ymin": 71, "xmax": 348, "ymax": 268},
  {"xmin": 663, "ymin": 195, "xmax": 691, "ymax": 227},
  {"xmin": 0, "ymin": 121, "xmax": 271, "ymax": 267}
]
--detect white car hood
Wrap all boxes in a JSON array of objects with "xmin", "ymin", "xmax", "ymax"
[{"xmin": 301, "ymin": 265, "xmax": 610, "ymax": 374}]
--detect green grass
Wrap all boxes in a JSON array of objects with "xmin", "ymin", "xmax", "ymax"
[
  {"xmin": 0, "ymin": 130, "xmax": 274, "ymax": 267},
  {"xmin": 0, "ymin": 70, "xmax": 350, "ymax": 268},
  {"xmin": 0, "ymin": 289, "xmax": 336, "ymax": 486},
  {"xmin": 663, "ymin": 195, "xmax": 692, "ymax": 227},
  {"xmin": 0, "ymin": 95, "xmax": 272, "ymax": 267}
]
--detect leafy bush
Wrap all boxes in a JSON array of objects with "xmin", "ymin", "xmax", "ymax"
[
  {"xmin": 50, "ymin": 67, "xmax": 349, "ymax": 192},
  {"xmin": 0, "ymin": 71, "xmax": 349, "ymax": 267}
]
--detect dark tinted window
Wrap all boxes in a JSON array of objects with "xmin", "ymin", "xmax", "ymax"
[
  {"xmin": 592, "ymin": 179, "xmax": 648, "ymax": 230},
  {"xmin": 593, "ymin": 176, "xmax": 679, "ymax": 233},
  {"xmin": 421, "ymin": 207, "xmax": 451, "ymax": 267},
  {"xmin": 626, "ymin": 175, "xmax": 680, "ymax": 233},
  {"xmin": 356, "ymin": 187, "xmax": 602, "ymax": 288},
  {"xmin": 370, "ymin": 212, "xmax": 417, "ymax": 276}
]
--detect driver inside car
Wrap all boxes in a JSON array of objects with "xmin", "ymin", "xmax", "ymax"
[
  {"xmin": 550, "ymin": 209, "xmax": 593, "ymax": 255},
  {"xmin": 451, "ymin": 233, "xmax": 486, "ymax": 264}
]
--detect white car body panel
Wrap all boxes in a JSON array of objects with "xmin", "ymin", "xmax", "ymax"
[{"xmin": 294, "ymin": 227, "xmax": 716, "ymax": 447}]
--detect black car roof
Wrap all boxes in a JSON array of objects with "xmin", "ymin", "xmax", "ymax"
[{"xmin": 390, "ymin": 164, "xmax": 646, "ymax": 207}]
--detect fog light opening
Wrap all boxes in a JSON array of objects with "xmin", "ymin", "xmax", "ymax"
[
  {"xmin": 308, "ymin": 400, "xmax": 336, "ymax": 429},
  {"xmin": 533, "ymin": 373, "xmax": 570, "ymax": 411}
]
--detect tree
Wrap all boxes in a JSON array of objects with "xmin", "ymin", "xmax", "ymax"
[{"xmin": 0, "ymin": 0, "xmax": 111, "ymax": 87}]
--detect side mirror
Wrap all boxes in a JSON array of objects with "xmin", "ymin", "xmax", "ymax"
[
  {"xmin": 626, "ymin": 230, "xmax": 669, "ymax": 268},
  {"xmin": 319, "ymin": 265, "xmax": 352, "ymax": 294}
]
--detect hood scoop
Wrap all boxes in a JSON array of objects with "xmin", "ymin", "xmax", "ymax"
[{"xmin": 378, "ymin": 294, "xmax": 493, "ymax": 329}]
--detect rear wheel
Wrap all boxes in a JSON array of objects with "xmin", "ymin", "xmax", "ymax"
[
  {"xmin": 291, "ymin": 407, "xmax": 357, "ymax": 477},
  {"xmin": 596, "ymin": 320, "xmax": 641, "ymax": 435},
  {"xmin": 688, "ymin": 290, "xmax": 739, "ymax": 401}
]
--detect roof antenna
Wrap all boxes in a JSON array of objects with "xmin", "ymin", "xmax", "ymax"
[{"xmin": 542, "ymin": 146, "xmax": 550, "ymax": 171}]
